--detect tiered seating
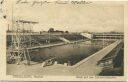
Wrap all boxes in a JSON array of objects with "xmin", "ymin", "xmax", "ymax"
[
  {"xmin": 6, "ymin": 35, "xmax": 63, "ymax": 47},
  {"xmin": 6, "ymin": 33, "xmax": 87, "ymax": 48},
  {"xmin": 30, "ymin": 35, "xmax": 63, "ymax": 46}
]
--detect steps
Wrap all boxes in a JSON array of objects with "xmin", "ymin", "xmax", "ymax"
[{"xmin": 59, "ymin": 37, "xmax": 70, "ymax": 43}]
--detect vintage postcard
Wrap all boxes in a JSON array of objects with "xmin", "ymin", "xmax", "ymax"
[{"xmin": 0, "ymin": 0, "xmax": 128, "ymax": 81}]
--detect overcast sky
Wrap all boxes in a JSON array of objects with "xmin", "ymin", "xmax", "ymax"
[{"xmin": 13, "ymin": 1, "xmax": 124, "ymax": 32}]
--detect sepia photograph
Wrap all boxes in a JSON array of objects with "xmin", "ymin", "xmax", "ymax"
[
  {"xmin": 6, "ymin": 0, "xmax": 124, "ymax": 77},
  {"xmin": 2, "ymin": 0, "xmax": 126, "ymax": 80}
]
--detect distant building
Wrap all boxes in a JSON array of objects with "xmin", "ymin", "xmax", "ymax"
[{"xmin": 92, "ymin": 32, "xmax": 124, "ymax": 40}]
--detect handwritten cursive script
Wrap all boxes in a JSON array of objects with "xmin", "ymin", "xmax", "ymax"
[
  {"xmin": 16, "ymin": 0, "xmax": 52, "ymax": 6},
  {"xmin": 16, "ymin": 0, "xmax": 92, "ymax": 6},
  {"xmin": 71, "ymin": 1, "xmax": 92, "ymax": 5},
  {"xmin": 31, "ymin": 1, "xmax": 51, "ymax": 6},
  {"xmin": 16, "ymin": 0, "xmax": 29, "ymax": 4}
]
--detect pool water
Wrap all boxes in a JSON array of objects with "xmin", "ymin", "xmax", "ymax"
[{"xmin": 30, "ymin": 41, "xmax": 103, "ymax": 65}]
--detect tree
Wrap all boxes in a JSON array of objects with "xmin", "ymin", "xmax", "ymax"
[
  {"xmin": 65, "ymin": 31, "xmax": 69, "ymax": 33},
  {"xmin": 48, "ymin": 28, "xmax": 54, "ymax": 32}
]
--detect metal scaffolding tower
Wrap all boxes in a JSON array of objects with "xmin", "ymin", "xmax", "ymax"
[{"xmin": 9, "ymin": 20, "xmax": 38, "ymax": 65}]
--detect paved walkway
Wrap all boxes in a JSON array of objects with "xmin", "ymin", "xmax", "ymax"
[{"xmin": 72, "ymin": 40, "xmax": 122, "ymax": 76}]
